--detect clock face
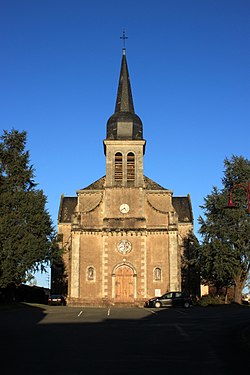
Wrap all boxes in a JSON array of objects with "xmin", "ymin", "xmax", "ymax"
[
  {"xmin": 120, "ymin": 203, "xmax": 129, "ymax": 213},
  {"xmin": 117, "ymin": 240, "xmax": 132, "ymax": 254}
]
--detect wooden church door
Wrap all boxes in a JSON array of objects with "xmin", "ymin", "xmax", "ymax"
[{"xmin": 115, "ymin": 266, "xmax": 134, "ymax": 303}]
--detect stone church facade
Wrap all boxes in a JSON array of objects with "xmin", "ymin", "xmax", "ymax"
[{"xmin": 57, "ymin": 49, "xmax": 194, "ymax": 306}]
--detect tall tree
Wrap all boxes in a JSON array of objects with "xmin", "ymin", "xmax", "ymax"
[
  {"xmin": 197, "ymin": 155, "xmax": 250, "ymax": 303},
  {"xmin": 181, "ymin": 232, "xmax": 201, "ymax": 298},
  {"xmin": 0, "ymin": 129, "xmax": 56, "ymax": 289}
]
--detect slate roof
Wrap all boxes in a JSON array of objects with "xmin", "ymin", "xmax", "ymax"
[
  {"xmin": 82, "ymin": 176, "xmax": 106, "ymax": 190},
  {"xmin": 58, "ymin": 196, "xmax": 77, "ymax": 223},
  {"xmin": 58, "ymin": 176, "xmax": 193, "ymax": 224},
  {"xmin": 79, "ymin": 175, "xmax": 167, "ymax": 191},
  {"xmin": 106, "ymin": 50, "xmax": 143, "ymax": 140},
  {"xmin": 144, "ymin": 176, "xmax": 166, "ymax": 190},
  {"xmin": 172, "ymin": 196, "xmax": 193, "ymax": 223},
  {"xmin": 115, "ymin": 50, "xmax": 135, "ymax": 114}
]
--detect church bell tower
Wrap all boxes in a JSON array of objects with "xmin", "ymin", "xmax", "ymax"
[
  {"xmin": 104, "ymin": 48, "xmax": 146, "ymax": 188},
  {"xmin": 57, "ymin": 42, "xmax": 195, "ymax": 306}
]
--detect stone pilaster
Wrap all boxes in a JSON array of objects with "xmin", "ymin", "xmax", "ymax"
[
  {"xmin": 168, "ymin": 211, "xmax": 180, "ymax": 291},
  {"xmin": 70, "ymin": 231, "xmax": 80, "ymax": 298}
]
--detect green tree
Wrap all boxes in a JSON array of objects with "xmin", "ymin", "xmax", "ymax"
[
  {"xmin": 181, "ymin": 232, "xmax": 201, "ymax": 298},
  {"xmin": 0, "ymin": 129, "xmax": 57, "ymax": 289},
  {"xmin": 197, "ymin": 155, "xmax": 250, "ymax": 303}
]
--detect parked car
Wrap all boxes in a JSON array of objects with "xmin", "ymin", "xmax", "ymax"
[
  {"xmin": 48, "ymin": 294, "xmax": 66, "ymax": 306},
  {"xmin": 144, "ymin": 291, "xmax": 192, "ymax": 308}
]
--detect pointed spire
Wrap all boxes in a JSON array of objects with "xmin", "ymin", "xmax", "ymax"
[
  {"xmin": 106, "ymin": 48, "xmax": 143, "ymax": 141},
  {"xmin": 114, "ymin": 51, "xmax": 135, "ymax": 114}
]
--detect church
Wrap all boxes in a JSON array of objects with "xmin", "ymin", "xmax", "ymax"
[{"xmin": 57, "ymin": 47, "xmax": 194, "ymax": 306}]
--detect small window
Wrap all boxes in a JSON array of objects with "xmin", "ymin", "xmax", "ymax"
[
  {"xmin": 154, "ymin": 267, "xmax": 162, "ymax": 281},
  {"xmin": 87, "ymin": 266, "xmax": 95, "ymax": 281},
  {"xmin": 127, "ymin": 152, "xmax": 135, "ymax": 181},
  {"xmin": 115, "ymin": 153, "xmax": 123, "ymax": 181}
]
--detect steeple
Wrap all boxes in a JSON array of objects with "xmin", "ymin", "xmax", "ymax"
[
  {"xmin": 106, "ymin": 49, "xmax": 143, "ymax": 141},
  {"xmin": 114, "ymin": 49, "xmax": 135, "ymax": 113},
  {"xmin": 104, "ymin": 47, "xmax": 146, "ymax": 186}
]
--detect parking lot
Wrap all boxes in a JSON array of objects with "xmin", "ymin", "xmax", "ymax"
[{"xmin": 1, "ymin": 303, "xmax": 250, "ymax": 374}]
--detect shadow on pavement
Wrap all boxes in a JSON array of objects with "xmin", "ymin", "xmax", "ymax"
[{"xmin": 1, "ymin": 303, "xmax": 250, "ymax": 375}]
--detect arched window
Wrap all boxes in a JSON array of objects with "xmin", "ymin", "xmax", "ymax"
[
  {"xmin": 87, "ymin": 266, "xmax": 95, "ymax": 281},
  {"xmin": 115, "ymin": 152, "xmax": 123, "ymax": 181},
  {"xmin": 127, "ymin": 152, "xmax": 135, "ymax": 181},
  {"xmin": 154, "ymin": 267, "xmax": 162, "ymax": 281}
]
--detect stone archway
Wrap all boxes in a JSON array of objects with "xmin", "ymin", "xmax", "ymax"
[{"xmin": 114, "ymin": 265, "xmax": 134, "ymax": 303}]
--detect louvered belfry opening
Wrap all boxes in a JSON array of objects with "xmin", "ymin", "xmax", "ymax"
[
  {"xmin": 115, "ymin": 152, "xmax": 123, "ymax": 181},
  {"xmin": 127, "ymin": 152, "xmax": 135, "ymax": 181},
  {"xmin": 104, "ymin": 49, "xmax": 146, "ymax": 189}
]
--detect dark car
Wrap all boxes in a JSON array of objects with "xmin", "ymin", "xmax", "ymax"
[
  {"xmin": 48, "ymin": 294, "xmax": 66, "ymax": 306},
  {"xmin": 144, "ymin": 291, "xmax": 192, "ymax": 308}
]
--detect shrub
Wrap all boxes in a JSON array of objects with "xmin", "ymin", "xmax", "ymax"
[{"xmin": 198, "ymin": 294, "xmax": 226, "ymax": 307}]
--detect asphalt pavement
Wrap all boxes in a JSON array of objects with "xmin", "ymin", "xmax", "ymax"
[{"xmin": 1, "ymin": 303, "xmax": 250, "ymax": 375}]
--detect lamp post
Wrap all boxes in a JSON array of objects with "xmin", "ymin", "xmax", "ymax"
[{"xmin": 227, "ymin": 181, "xmax": 250, "ymax": 214}]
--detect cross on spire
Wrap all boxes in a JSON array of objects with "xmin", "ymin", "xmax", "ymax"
[{"xmin": 120, "ymin": 29, "xmax": 128, "ymax": 49}]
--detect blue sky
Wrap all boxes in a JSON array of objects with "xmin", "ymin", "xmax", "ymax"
[{"xmin": 1, "ymin": 0, "xmax": 249, "ymax": 287}]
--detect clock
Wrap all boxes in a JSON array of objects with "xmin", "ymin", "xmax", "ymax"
[
  {"xmin": 117, "ymin": 240, "xmax": 132, "ymax": 254},
  {"xmin": 120, "ymin": 203, "xmax": 130, "ymax": 213}
]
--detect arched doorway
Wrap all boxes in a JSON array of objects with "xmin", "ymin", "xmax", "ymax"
[{"xmin": 114, "ymin": 265, "xmax": 134, "ymax": 303}]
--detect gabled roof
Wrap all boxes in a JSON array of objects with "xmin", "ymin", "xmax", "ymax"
[
  {"xmin": 144, "ymin": 176, "xmax": 167, "ymax": 190},
  {"xmin": 58, "ymin": 196, "xmax": 77, "ymax": 223},
  {"xmin": 172, "ymin": 196, "xmax": 193, "ymax": 223},
  {"xmin": 81, "ymin": 176, "xmax": 106, "ymax": 190},
  {"xmin": 79, "ymin": 175, "xmax": 167, "ymax": 191},
  {"xmin": 58, "ymin": 178, "xmax": 193, "ymax": 224}
]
